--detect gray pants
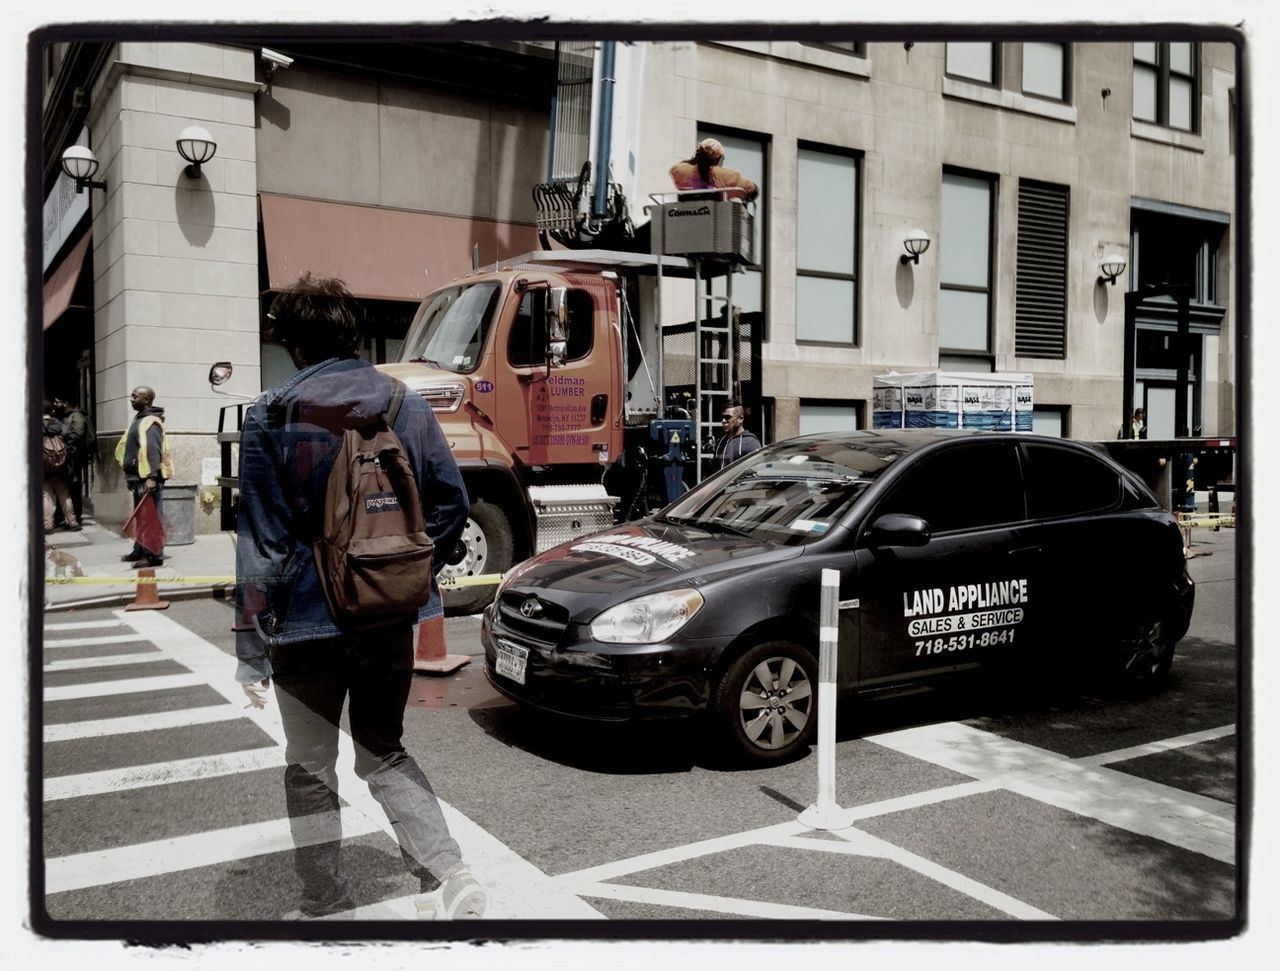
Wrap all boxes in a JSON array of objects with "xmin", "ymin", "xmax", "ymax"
[{"xmin": 269, "ymin": 627, "xmax": 462, "ymax": 916}]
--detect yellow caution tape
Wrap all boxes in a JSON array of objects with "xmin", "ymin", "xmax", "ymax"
[
  {"xmin": 46, "ymin": 573, "xmax": 506, "ymax": 588},
  {"xmin": 1176, "ymin": 513, "xmax": 1236, "ymax": 528}
]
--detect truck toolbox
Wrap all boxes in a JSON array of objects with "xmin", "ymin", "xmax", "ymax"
[{"xmin": 528, "ymin": 485, "xmax": 621, "ymax": 553}]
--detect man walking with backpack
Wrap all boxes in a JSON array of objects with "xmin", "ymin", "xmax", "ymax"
[
  {"xmin": 234, "ymin": 273, "xmax": 486, "ymax": 920},
  {"xmin": 54, "ymin": 395, "xmax": 95, "ymax": 525}
]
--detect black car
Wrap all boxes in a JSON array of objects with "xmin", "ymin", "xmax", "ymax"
[{"xmin": 481, "ymin": 430, "xmax": 1194, "ymax": 764}]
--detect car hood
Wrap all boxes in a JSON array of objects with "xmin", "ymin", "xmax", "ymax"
[{"xmin": 504, "ymin": 520, "xmax": 805, "ymax": 616}]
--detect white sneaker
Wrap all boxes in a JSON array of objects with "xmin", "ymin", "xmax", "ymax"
[{"xmin": 436, "ymin": 866, "xmax": 489, "ymax": 919}]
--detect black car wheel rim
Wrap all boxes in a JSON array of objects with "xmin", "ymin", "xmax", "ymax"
[
  {"xmin": 1125, "ymin": 617, "xmax": 1169, "ymax": 678},
  {"xmin": 738, "ymin": 656, "xmax": 813, "ymax": 751}
]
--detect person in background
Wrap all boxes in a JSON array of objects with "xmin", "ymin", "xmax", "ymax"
[
  {"xmin": 234, "ymin": 272, "xmax": 486, "ymax": 921},
  {"xmin": 53, "ymin": 396, "xmax": 94, "ymax": 525},
  {"xmin": 41, "ymin": 400, "xmax": 78, "ymax": 533},
  {"xmin": 115, "ymin": 386, "xmax": 172, "ymax": 566},
  {"xmin": 714, "ymin": 402, "xmax": 763, "ymax": 471},
  {"xmin": 1131, "ymin": 408, "xmax": 1147, "ymax": 440},
  {"xmin": 669, "ymin": 137, "xmax": 759, "ymax": 202}
]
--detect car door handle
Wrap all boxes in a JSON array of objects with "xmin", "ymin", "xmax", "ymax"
[{"xmin": 1009, "ymin": 545, "xmax": 1042, "ymax": 558}]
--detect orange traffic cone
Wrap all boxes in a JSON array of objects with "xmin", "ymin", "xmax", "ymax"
[
  {"xmin": 125, "ymin": 567, "xmax": 170, "ymax": 611},
  {"xmin": 412, "ymin": 614, "xmax": 470, "ymax": 675}
]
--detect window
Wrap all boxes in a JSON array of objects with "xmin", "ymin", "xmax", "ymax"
[
  {"xmin": 946, "ymin": 43, "xmax": 999, "ymax": 85},
  {"xmin": 1133, "ymin": 42, "xmax": 1198, "ymax": 132},
  {"xmin": 799, "ymin": 400, "xmax": 863, "ymax": 434},
  {"xmin": 1022, "ymin": 42, "xmax": 1067, "ymax": 101},
  {"xmin": 796, "ymin": 146, "xmax": 859, "ymax": 344},
  {"xmin": 1022, "ymin": 443, "xmax": 1121, "ymax": 519},
  {"xmin": 1131, "ymin": 209, "xmax": 1225, "ymax": 306},
  {"xmin": 804, "ymin": 42, "xmax": 866, "ymax": 56},
  {"xmin": 1015, "ymin": 179, "xmax": 1069, "ymax": 359},
  {"xmin": 1031, "ymin": 407, "xmax": 1067, "ymax": 438},
  {"xmin": 701, "ymin": 128, "xmax": 768, "ymax": 338},
  {"xmin": 877, "ymin": 442, "xmax": 1025, "ymax": 532},
  {"xmin": 508, "ymin": 289, "xmax": 594, "ymax": 367},
  {"xmin": 940, "ymin": 170, "xmax": 995, "ymax": 362}
]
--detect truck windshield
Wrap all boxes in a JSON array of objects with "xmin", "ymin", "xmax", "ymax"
[
  {"xmin": 660, "ymin": 436, "xmax": 904, "ymax": 546},
  {"xmin": 400, "ymin": 282, "xmax": 502, "ymax": 374}
]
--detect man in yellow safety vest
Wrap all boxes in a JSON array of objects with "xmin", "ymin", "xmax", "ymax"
[{"xmin": 114, "ymin": 386, "xmax": 174, "ymax": 566}]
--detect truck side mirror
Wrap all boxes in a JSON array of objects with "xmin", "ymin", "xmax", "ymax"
[{"xmin": 546, "ymin": 287, "xmax": 569, "ymax": 368}]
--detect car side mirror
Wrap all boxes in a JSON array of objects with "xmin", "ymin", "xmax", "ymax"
[{"xmin": 865, "ymin": 513, "xmax": 931, "ymax": 548}]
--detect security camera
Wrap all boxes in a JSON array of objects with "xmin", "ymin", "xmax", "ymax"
[{"xmin": 261, "ymin": 48, "xmax": 293, "ymax": 70}]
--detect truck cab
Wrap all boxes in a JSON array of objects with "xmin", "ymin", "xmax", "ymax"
[{"xmin": 378, "ymin": 251, "xmax": 678, "ymax": 613}]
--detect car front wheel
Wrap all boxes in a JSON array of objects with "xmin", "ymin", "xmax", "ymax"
[
  {"xmin": 1118, "ymin": 612, "xmax": 1177, "ymax": 688},
  {"xmin": 712, "ymin": 640, "xmax": 818, "ymax": 765}
]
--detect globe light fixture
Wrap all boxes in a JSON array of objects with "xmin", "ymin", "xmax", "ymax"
[
  {"xmin": 60, "ymin": 144, "xmax": 106, "ymax": 195},
  {"xmin": 1098, "ymin": 253, "xmax": 1128, "ymax": 286},
  {"xmin": 176, "ymin": 125, "xmax": 217, "ymax": 179},
  {"xmin": 900, "ymin": 228, "xmax": 931, "ymax": 265}
]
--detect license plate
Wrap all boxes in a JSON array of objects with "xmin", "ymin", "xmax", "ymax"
[{"xmin": 494, "ymin": 640, "xmax": 529, "ymax": 685}]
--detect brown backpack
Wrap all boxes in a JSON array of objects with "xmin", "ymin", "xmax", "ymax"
[
  {"xmin": 43, "ymin": 432, "xmax": 69, "ymax": 472},
  {"xmin": 313, "ymin": 380, "xmax": 435, "ymax": 629}
]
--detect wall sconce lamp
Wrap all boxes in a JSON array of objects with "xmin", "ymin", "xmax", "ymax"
[
  {"xmin": 1098, "ymin": 253, "xmax": 1127, "ymax": 286},
  {"xmin": 176, "ymin": 125, "xmax": 217, "ymax": 179},
  {"xmin": 900, "ymin": 228, "xmax": 931, "ymax": 265},
  {"xmin": 60, "ymin": 145, "xmax": 107, "ymax": 195}
]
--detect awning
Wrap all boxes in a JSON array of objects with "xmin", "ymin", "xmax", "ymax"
[
  {"xmin": 43, "ymin": 230, "xmax": 91, "ymax": 331},
  {"xmin": 259, "ymin": 193, "xmax": 542, "ymax": 303}
]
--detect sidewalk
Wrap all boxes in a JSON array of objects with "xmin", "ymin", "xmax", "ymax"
[{"xmin": 43, "ymin": 518, "xmax": 236, "ymax": 613}]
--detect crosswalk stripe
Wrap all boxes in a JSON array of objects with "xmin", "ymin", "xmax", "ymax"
[
  {"xmin": 43, "ymin": 704, "xmax": 245, "ymax": 743},
  {"xmin": 111, "ymin": 610, "xmax": 605, "ymax": 919},
  {"xmin": 44, "ymin": 652, "xmax": 168, "ymax": 673},
  {"xmin": 43, "ymin": 672, "xmax": 206, "ymax": 702},
  {"xmin": 1076, "ymin": 724, "xmax": 1237, "ymax": 767},
  {"xmin": 866, "ymin": 722, "xmax": 1235, "ymax": 864},
  {"xmin": 46, "ymin": 812, "xmax": 385, "ymax": 894},
  {"xmin": 43, "ymin": 634, "xmax": 148, "ymax": 649},
  {"xmin": 44, "ymin": 747, "xmax": 284, "ymax": 800},
  {"xmin": 562, "ymin": 880, "xmax": 881, "ymax": 920},
  {"xmin": 46, "ymin": 621, "xmax": 125, "ymax": 632}
]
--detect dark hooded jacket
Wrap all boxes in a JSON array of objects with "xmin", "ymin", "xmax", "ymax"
[{"xmin": 233, "ymin": 357, "xmax": 468, "ymax": 684}]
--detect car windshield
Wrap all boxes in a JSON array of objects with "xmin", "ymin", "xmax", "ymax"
[
  {"xmin": 399, "ymin": 282, "xmax": 502, "ymax": 374},
  {"xmin": 660, "ymin": 434, "xmax": 907, "ymax": 546}
]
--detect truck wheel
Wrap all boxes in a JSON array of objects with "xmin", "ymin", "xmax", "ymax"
[
  {"xmin": 441, "ymin": 500, "xmax": 514, "ymax": 616},
  {"xmin": 711, "ymin": 640, "xmax": 818, "ymax": 765}
]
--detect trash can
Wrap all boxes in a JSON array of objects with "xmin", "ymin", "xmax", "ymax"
[{"xmin": 163, "ymin": 481, "xmax": 198, "ymax": 546}]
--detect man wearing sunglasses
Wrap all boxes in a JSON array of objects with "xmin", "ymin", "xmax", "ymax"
[{"xmin": 713, "ymin": 402, "xmax": 762, "ymax": 470}]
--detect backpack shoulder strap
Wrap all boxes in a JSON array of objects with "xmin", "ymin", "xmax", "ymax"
[{"xmin": 383, "ymin": 378, "xmax": 408, "ymax": 429}]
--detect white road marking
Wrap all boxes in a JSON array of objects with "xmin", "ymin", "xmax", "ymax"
[
  {"xmin": 867, "ymin": 722, "xmax": 1235, "ymax": 864},
  {"xmin": 1076, "ymin": 724, "xmax": 1236, "ymax": 767},
  {"xmin": 43, "ymin": 633, "xmax": 146, "ymax": 649},
  {"xmin": 46, "ymin": 621, "xmax": 125, "ymax": 632},
  {"xmin": 43, "ymin": 704, "xmax": 244, "ymax": 743},
  {"xmin": 763, "ymin": 832, "xmax": 1056, "ymax": 920},
  {"xmin": 44, "ymin": 747, "xmax": 285, "ymax": 800},
  {"xmin": 44, "ymin": 672, "xmax": 207, "ymax": 702},
  {"xmin": 44, "ymin": 652, "xmax": 168, "ymax": 672},
  {"xmin": 845, "ymin": 780, "xmax": 999, "ymax": 820},
  {"xmin": 110, "ymin": 610, "xmax": 604, "ymax": 918},
  {"xmin": 45, "ymin": 812, "xmax": 385, "ymax": 894},
  {"xmin": 563, "ymin": 880, "xmax": 881, "ymax": 920},
  {"xmin": 552, "ymin": 821, "xmax": 805, "ymax": 885}
]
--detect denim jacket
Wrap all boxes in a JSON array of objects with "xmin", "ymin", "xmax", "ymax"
[{"xmin": 233, "ymin": 357, "xmax": 468, "ymax": 684}]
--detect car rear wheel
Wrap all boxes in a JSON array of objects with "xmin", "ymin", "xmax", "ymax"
[
  {"xmin": 441, "ymin": 500, "xmax": 513, "ymax": 616},
  {"xmin": 712, "ymin": 641, "xmax": 818, "ymax": 765},
  {"xmin": 1118, "ymin": 612, "xmax": 1177, "ymax": 688}
]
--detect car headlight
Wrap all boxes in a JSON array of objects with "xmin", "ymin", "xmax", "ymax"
[{"xmin": 589, "ymin": 588, "xmax": 705, "ymax": 644}]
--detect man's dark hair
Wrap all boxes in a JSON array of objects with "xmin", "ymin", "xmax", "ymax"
[{"xmin": 267, "ymin": 273, "xmax": 362, "ymax": 364}]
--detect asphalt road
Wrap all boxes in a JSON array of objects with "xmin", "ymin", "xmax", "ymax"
[{"xmin": 36, "ymin": 526, "xmax": 1240, "ymax": 936}]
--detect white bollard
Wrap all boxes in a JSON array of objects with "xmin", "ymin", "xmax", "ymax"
[{"xmin": 797, "ymin": 568, "xmax": 856, "ymax": 831}]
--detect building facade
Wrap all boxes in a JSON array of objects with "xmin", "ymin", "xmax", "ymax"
[{"xmin": 38, "ymin": 34, "xmax": 1239, "ymax": 531}]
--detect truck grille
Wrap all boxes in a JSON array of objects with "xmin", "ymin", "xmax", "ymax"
[{"xmin": 496, "ymin": 591, "xmax": 570, "ymax": 646}]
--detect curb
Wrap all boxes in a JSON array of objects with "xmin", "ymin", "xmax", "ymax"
[{"xmin": 45, "ymin": 583, "xmax": 232, "ymax": 613}]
